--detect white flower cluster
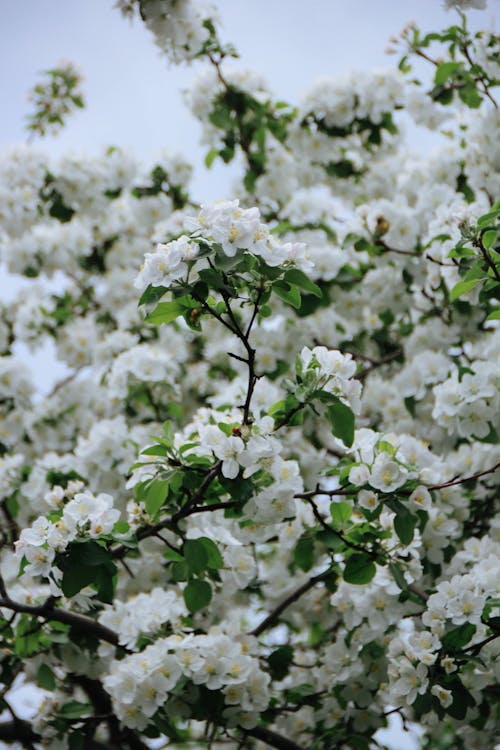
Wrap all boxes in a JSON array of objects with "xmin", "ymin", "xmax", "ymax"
[
  {"xmin": 117, "ymin": 0, "xmax": 217, "ymax": 64},
  {"xmin": 424, "ymin": 567, "xmax": 496, "ymax": 632},
  {"xmin": 0, "ymin": 146, "xmax": 46, "ymax": 238},
  {"xmin": 197, "ymin": 201, "xmax": 307, "ymax": 265},
  {"xmin": 99, "ymin": 587, "xmax": 186, "ymax": 648},
  {"xmin": 185, "ymin": 67, "xmax": 269, "ymax": 124},
  {"xmin": 0, "ymin": 452, "xmax": 24, "ymax": 499},
  {"xmin": 103, "ymin": 632, "xmax": 269, "ymax": 730},
  {"xmin": 32, "ymin": 692, "xmax": 71, "ymax": 749},
  {"xmin": 301, "ymin": 68, "xmax": 404, "ymax": 130},
  {"xmin": 299, "ymin": 345, "xmax": 362, "ymax": 414},
  {"xmin": 433, "ymin": 361, "xmax": 500, "ymax": 439},
  {"xmin": 347, "ymin": 429, "xmax": 429, "ymax": 493},
  {"xmin": 135, "ymin": 199, "xmax": 310, "ymax": 294},
  {"xmin": 15, "ymin": 488, "xmax": 119, "ymax": 580},
  {"xmin": 134, "ymin": 234, "xmax": 199, "ymax": 291},
  {"xmin": 330, "ymin": 571, "xmax": 408, "ymax": 637},
  {"xmin": 199, "ymin": 413, "xmax": 284, "ymax": 479},
  {"xmin": 7, "ymin": 216, "xmax": 93, "ymax": 277},
  {"xmin": 106, "ymin": 342, "xmax": 181, "ymax": 399}
]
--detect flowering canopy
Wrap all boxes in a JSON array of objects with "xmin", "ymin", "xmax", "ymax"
[{"xmin": 0, "ymin": 2, "xmax": 499, "ymax": 749}]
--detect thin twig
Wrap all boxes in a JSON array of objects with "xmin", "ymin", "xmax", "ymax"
[{"xmin": 250, "ymin": 568, "xmax": 332, "ymax": 637}]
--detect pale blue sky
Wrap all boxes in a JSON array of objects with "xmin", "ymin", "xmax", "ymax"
[{"xmin": 1, "ymin": 0, "xmax": 496, "ymax": 198}]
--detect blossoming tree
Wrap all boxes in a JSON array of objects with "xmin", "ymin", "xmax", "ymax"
[{"xmin": 0, "ymin": 1, "xmax": 499, "ymax": 749}]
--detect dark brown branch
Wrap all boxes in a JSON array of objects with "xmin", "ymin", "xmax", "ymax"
[
  {"xmin": 305, "ymin": 497, "xmax": 380, "ymax": 560},
  {"xmin": 461, "ymin": 631, "xmax": 500, "ymax": 657},
  {"xmin": 0, "ymin": 720, "xmax": 39, "ymax": 746},
  {"xmin": 250, "ymin": 568, "xmax": 332, "ymax": 637},
  {"xmin": 461, "ymin": 42, "xmax": 498, "ymax": 109},
  {"xmin": 407, "ymin": 583, "xmax": 429, "ymax": 603},
  {"xmin": 413, "ymin": 48, "xmax": 439, "ymax": 66},
  {"xmin": 296, "ymin": 485, "xmax": 355, "ymax": 500},
  {"xmin": 356, "ymin": 349, "xmax": 403, "ymax": 381},
  {"xmin": 0, "ymin": 596, "xmax": 119, "ymax": 647},
  {"xmin": 0, "ymin": 719, "xmax": 113, "ymax": 749},
  {"xmin": 477, "ymin": 235, "xmax": 500, "ymax": 284},
  {"xmin": 376, "ymin": 240, "xmax": 419, "ymax": 257},
  {"xmin": 427, "ymin": 460, "xmax": 500, "ymax": 491},
  {"xmin": 171, "ymin": 461, "xmax": 223, "ymax": 523},
  {"xmin": 113, "ymin": 463, "xmax": 225, "ymax": 558},
  {"xmin": 245, "ymin": 725, "xmax": 306, "ymax": 750},
  {"xmin": 1, "ymin": 501, "xmax": 19, "ymax": 544},
  {"xmin": 218, "ymin": 289, "xmax": 258, "ymax": 426},
  {"xmin": 176, "ymin": 500, "xmax": 238, "ymax": 519}
]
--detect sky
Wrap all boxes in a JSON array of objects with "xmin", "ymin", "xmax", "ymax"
[
  {"xmin": 1, "ymin": 0, "xmax": 496, "ymax": 198},
  {"xmin": 0, "ymin": 2, "xmax": 498, "ymax": 745}
]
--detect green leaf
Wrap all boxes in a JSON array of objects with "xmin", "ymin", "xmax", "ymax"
[
  {"xmin": 448, "ymin": 243, "xmax": 475, "ymax": 259},
  {"xmin": 432, "ymin": 86, "xmax": 454, "ymax": 105},
  {"xmin": 486, "ymin": 310, "xmax": 500, "ymax": 320},
  {"xmin": 145, "ymin": 300, "xmax": 184, "ymax": 325},
  {"xmin": 389, "ymin": 562, "xmax": 407, "ymax": 591},
  {"xmin": 59, "ymin": 542, "xmax": 116, "ymax": 603},
  {"xmin": 285, "ymin": 683, "xmax": 316, "ymax": 703},
  {"xmin": 458, "ymin": 82, "xmax": 482, "ymax": 109},
  {"xmin": 394, "ymin": 511, "xmax": 417, "ymax": 546},
  {"xmin": 485, "ymin": 615, "xmax": 500, "ymax": 631},
  {"xmin": 434, "ymin": 61, "xmax": 463, "ymax": 85},
  {"xmin": 14, "ymin": 615, "xmax": 50, "ymax": 657},
  {"xmin": 343, "ymin": 553, "xmax": 376, "ymax": 585},
  {"xmin": 385, "ymin": 498, "xmax": 418, "ymax": 545},
  {"xmin": 198, "ymin": 268, "xmax": 234, "ymax": 294},
  {"xmin": 482, "ymin": 229, "xmax": 498, "ymax": 250},
  {"xmin": 60, "ymin": 565, "xmax": 93, "ymax": 599},
  {"xmin": 204, "ymin": 148, "xmax": 218, "ymax": 168},
  {"xmin": 398, "ymin": 55, "xmax": 411, "ymax": 73},
  {"xmin": 273, "ymin": 280, "xmax": 301, "ymax": 309},
  {"xmin": 197, "ymin": 537, "xmax": 224, "ymax": 569},
  {"xmin": 163, "ymin": 547, "xmax": 185, "ymax": 563},
  {"xmin": 441, "ymin": 623, "xmax": 476, "ymax": 651},
  {"xmin": 69, "ymin": 733, "xmax": 84, "ymax": 750},
  {"xmin": 284, "ymin": 269, "xmax": 322, "ymax": 298},
  {"xmin": 69, "ymin": 540, "xmax": 110, "ymax": 566},
  {"xmin": 268, "ymin": 646, "xmax": 294, "ymax": 680},
  {"xmin": 294, "ymin": 536, "xmax": 315, "ymax": 572},
  {"xmin": 449, "ymin": 277, "xmax": 481, "ymax": 302},
  {"xmin": 477, "ymin": 206, "xmax": 500, "ymax": 230},
  {"xmin": 446, "ymin": 678, "xmax": 476, "ymax": 719},
  {"xmin": 58, "ymin": 701, "xmax": 93, "ymax": 719},
  {"xmin": 139, "ymin": 284, "xmax": 168, "ymax": 307},
  {"xmin": 330, "ymin": 501, "xmax": 353, "ymax": 526},
  {"xmin": 171, "ymin": 561, "xmax": 189, "ymax": 581},
  {"xmin": 404, "ymin": 396, "xmax": 416, "ymax": 418},
  {"xmin": 141, "ymin": 443, "xmax": 168, "ymax": 457},
  {"xmin": 348, "ymin": 737, "xmax": 371, "ymax": 750},
  {"xmin": 162, "ymin": 419, "xmax": 175, "ymax": 443},
  {"xmin": 184, "ymin": 539, "xmax": 209, "ymax": 575},
  {"xmin": 183, "ymin": 580, "xmax": 212, "ymax": 612},
  {"xmin": 145, "ymin": 479, "xmax": 169, "ymax": 516},
  {"xmin": 326, "ymin": 399, "xmax": 355, "ymax": 447},
  {"xmin": 112, "ymin": 520, "xmax": 130, "ymax": 535},
  {"xmin": 212, "ymin": 250, "xmax": 245, "ymax": 272},
  {"xmin": 37, "ymin": 663, "xmax": 56, "ymax": 691}
]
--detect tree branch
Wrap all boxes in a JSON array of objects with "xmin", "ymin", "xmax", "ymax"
[
  {"xmin": 250, "ymin": 568, "xmax": 332, "ymax": 637},
  {"xmin": 0, "ymin": 718, "xmax": 113, "ymax": 749},
  {"xmin": 0, "ymin": 596, "xmax": 120, "ymax": 647},
  {"xmin": 427, "ymin": 460, "xmax": 500, "ymax": 491},
  {"xmin": 245, "ymin": 725, "xmax": 306, "ymax": 750}
]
